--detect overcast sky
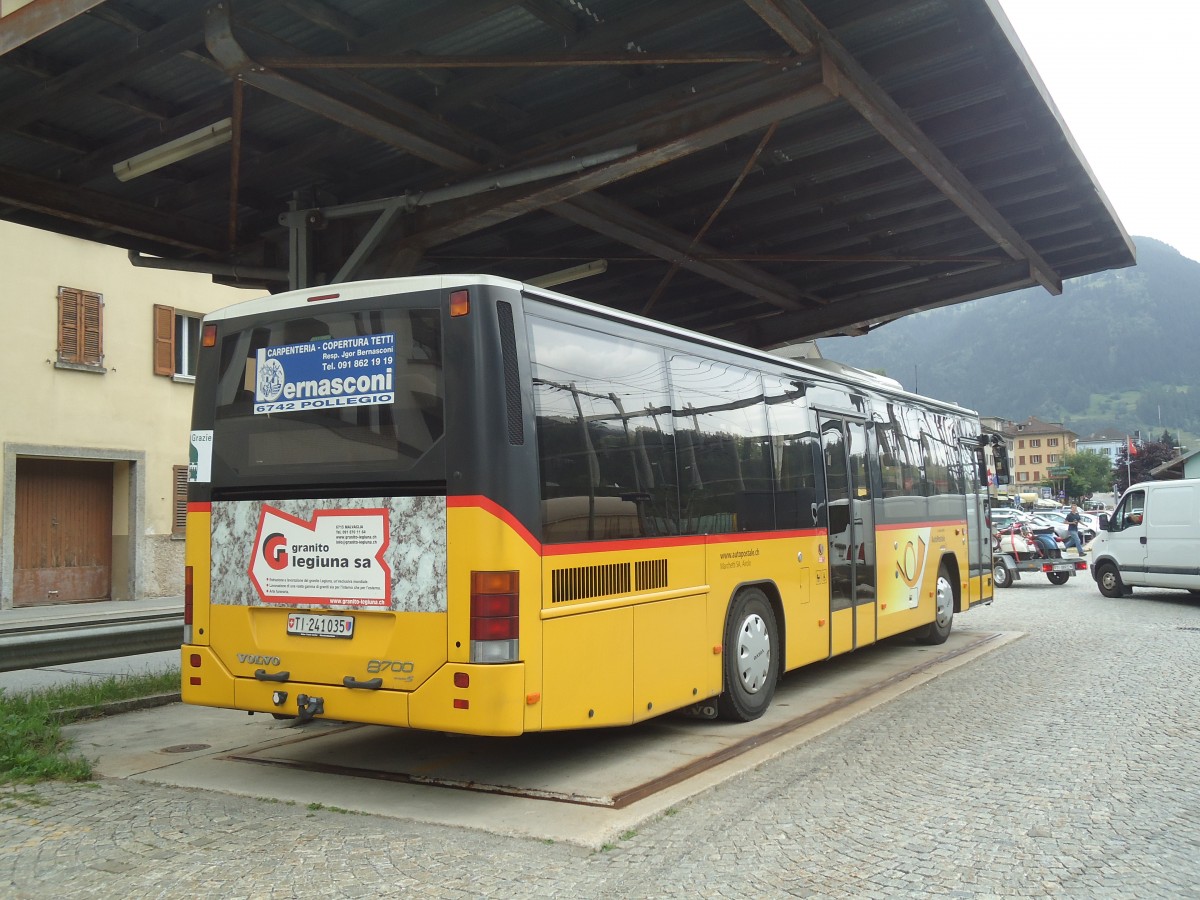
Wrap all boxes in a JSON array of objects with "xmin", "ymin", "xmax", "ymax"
[{"xmin": 996, "ymin": 0, "xmax": 1200, "ymax": 263}]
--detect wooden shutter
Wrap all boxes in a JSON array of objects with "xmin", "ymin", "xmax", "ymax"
[
  {"xmin": 154, "ymin": 304, "xmax": 176, "ymax": 376},
  {"xmin": 57, "ymin": 286, "xmax": 103, "ymax": 366},
  {"xmin": 57, "ymin": 287, "xmax": 80, "ymax": 363},
  {"xmin": 172, "ymin": 465, "xmax": 189, "ymax": 534},
  {"xmin": 81, "ymin": 291, "xmax": 103, "ymax": 366}
]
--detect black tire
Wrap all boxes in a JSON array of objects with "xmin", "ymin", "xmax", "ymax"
[
  {"xmin": 914, "ymin": 567, "xmax": 955, "ymax": 645},
  {"xmin": 1047, "ymin": 571, "xmax": 1071, "ymax": 585},
  {"xmin": 717, "ymin": 588, "xmax": 779, "ymax": 722},
  {"xmin": 1096, "ymin": 562, "xmax": 1125, "ymax": 598},
  {"xmin": 993, "ymin": 560, "xmax": 1012, "ymax": 589}
]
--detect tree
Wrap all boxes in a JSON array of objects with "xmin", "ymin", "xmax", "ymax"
[
  {"xmin": 1059, "ymin": 451, "xmax": 1114, "ymax": 499},
  {"xmin": 1114, "ymin": 431, "xmax": 1179, "ymax": 494}
]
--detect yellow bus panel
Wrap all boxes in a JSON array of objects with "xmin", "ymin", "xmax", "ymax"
[
  {"xmin": 632, "ymin": 593, "xmax": 714, "ymax": 722},
  {"xmin": 541, "ymin": 606, "xmax": 634, "ymax": 730}
]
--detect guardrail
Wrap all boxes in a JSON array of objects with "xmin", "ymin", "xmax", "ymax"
[{"xmin": 0, "ymin": 613, "xmax": 182, "ymax": 673}]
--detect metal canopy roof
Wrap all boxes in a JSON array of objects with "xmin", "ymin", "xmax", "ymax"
[{"xmin": 0, "ymin": 0, "xmax": 1134, "ymax": 345}]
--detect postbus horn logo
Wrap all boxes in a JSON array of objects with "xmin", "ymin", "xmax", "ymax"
[
  {"xmin": 896, "ymin": 535, "xmax": 928, "ymax": 589},
  {"xmin": 262, "ymin": 532, "xmax": 289, "ymax": 570}
]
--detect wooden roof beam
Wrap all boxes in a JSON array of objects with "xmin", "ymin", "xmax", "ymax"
[
  {"xmin": 744, "ymin": 0, "xmax": 1062, "ymax": 294},
  {"xmin": 398, "ymin": 76, "xmax": 834, "ymax": 251},
  {"xmin": 0, "ymin": 0, "xmax": 107, "ymax": 57},
  {"xmin": 0, "ymin": 165, "xmax": 226, "ymax": 253}
]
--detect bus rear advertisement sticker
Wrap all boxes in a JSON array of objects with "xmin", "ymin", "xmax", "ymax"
[
  {"xmin": 249, "ymin": 504, "xmax": 392, "ymax": 607},
  {"xmin": 253, "ymin": 334, "xmax": 396, "ymax": 414}
]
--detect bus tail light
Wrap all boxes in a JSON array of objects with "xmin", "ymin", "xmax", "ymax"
[
  {"xmin": 470, "ymin": 570, "xmax": 518, "ymax": 663},
  {"xmin": 184, "ymin": 565, "xmax": 194, "ymax": 644}
]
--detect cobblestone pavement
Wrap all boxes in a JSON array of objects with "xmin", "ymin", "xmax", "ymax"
[{"xmin": 4, "ymin": 576, "xmax": 1200, "ymax": 899}]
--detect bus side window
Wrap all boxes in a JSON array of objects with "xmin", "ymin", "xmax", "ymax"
[
  {"xmin": 764, "ymin": 374, "xmax": 823, "ymax": 529},
  {"xmin": 670, "ymin": 356, "xmax": 771, "ymax": 534}
]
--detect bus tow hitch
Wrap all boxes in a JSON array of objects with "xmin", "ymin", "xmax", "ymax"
[{"xmin": 295, "ymin": 694, "xmax": 325, "ymax": 723}]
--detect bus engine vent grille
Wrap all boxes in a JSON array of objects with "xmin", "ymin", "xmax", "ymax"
[
  {"xmin": 552, "ymin": 563, "xmax": 630, "ymax": 603},
  {"xmin": 635, "ymin": 558, "xmax": 668, "ymax": 591}
]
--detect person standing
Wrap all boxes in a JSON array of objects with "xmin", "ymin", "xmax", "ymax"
[{"xmin": 1063, "ymin": 503, "xmax": 1085, "ymax": 555}]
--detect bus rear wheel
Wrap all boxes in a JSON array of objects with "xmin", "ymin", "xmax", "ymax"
[{"xmin": 717, "ymin": 587, "xmax": 779, "ymax": 722}]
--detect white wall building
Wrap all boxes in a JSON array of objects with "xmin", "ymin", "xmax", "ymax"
[{"xmin": 1, "ymin": 222, "xmax": 259, "ymax": 609}]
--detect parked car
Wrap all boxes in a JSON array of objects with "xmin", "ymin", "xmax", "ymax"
[
  {"xmin": 1077, "ymin": 512, "xmax": 1105, "ymax": 539},
  {"xmin": 989, "ymin": 507, "xmax": 1025, "ymax": 530}
]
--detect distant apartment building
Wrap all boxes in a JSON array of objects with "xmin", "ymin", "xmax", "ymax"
[
  {"xmin": 985, "ymin": 416, "xmax": 1078, "ymax": 490},
  {"xmin": 1077, "ymin": 429, "xmax": 1126, "ymax": 461},
  {"xmin": 1, "ymin": 222, "xmax": 259, "ymax": 609}
]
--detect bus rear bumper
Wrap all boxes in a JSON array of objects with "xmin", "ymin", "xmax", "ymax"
[{"xmin": 181, "ymin": 647, "xmax": 528, "ymax": 736}]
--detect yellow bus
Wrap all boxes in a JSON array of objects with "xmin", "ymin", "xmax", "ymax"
[{"xmin": 181, "ymin": 275, "xmax": 1004, "ymax": 735}]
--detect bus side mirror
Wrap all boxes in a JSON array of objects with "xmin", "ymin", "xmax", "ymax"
[{"xmin": 990, "ymin": 438, "xmax": 1011, "ymax": 485}]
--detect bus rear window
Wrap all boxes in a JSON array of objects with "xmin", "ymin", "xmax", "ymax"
[{"xmin": 208, "ymin": 307, "xmax": 443, "ymax": 484}]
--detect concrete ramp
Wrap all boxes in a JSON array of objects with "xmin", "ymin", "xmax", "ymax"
[{"xmin": 65, "ymin": 628, "xmax": 1020, "ymax": 847}]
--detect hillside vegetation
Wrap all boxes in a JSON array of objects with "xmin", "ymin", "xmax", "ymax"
[{"xmin": 818, "ymin": 237, "xmax": 1198, "ymax": 444}]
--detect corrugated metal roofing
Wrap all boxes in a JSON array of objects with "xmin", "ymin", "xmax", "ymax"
[{"xmin": 0, "ymin": 0, "xmax": 1134, "ymax": 344}]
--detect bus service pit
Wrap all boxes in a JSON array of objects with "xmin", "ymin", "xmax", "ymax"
[{"xmin": 64, "ymin": 629, "xmax": 1017, "ymax": 849}]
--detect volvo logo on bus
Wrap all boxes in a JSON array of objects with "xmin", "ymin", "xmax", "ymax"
[{"xmin": 237, "ymin": 653, "xmax": 282, "ymax": 666}]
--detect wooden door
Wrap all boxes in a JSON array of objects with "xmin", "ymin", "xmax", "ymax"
[{"xmin": 14, "ymin": 458, "xmax": 112, "ymax": 605}]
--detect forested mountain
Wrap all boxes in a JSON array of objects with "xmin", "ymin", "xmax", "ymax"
[{"xmin": 817, "ymin": 237, "xmax": 1199, "ymax": 441}]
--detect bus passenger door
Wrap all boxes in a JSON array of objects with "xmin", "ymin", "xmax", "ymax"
[{"xmin": 820, "ymin": 416, "xmax": 876, "ymax": 655}]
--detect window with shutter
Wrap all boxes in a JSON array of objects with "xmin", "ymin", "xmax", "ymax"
[
  {"xmin": 57, "ymin": 286, "xmax": 104, "ymax": 370},
  {"xmin": 154, "ymin": 305, "xmax": 175, "ymax": 376},
  {"xmin": 172, "ymin": 465, "xmax": 189, "ymax": 535},
  {"xmin": 154, "ymin": 305, "xmax": 202, "ymax": 378}
]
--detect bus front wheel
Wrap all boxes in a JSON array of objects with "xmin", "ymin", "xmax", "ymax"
[
  {"xmin": 717, "ymin": 587, "xmax": 779, "ymax": 722},
  {"xmin": 914, "ymin": 567, "xmax": 954, "ymax": 645}
]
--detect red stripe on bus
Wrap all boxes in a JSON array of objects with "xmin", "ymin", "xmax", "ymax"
[
  {"xmin": 447, "ymin": 496, "xmax": 829, "ymax": 555},
  {"xmin": 188, "ymin": 502, "xmax": 212, "ymax": 513},
  {"xmin": 447, "ymin": 495, "xmax": 542, "ymax": 551}
]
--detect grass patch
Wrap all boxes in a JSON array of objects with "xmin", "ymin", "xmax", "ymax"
[
  {"xmin": 0, "ymin": 667, "xmax": 179, "ymax": 785},
  {"xmin": 306, "ymin": 801, "xmax": 356, "ymax": 815}
]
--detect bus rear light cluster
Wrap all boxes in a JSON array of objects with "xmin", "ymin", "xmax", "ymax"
[
  {"xmin": 470, "ymin": 570, "xmax": 518, "ymax": 663},
  {"xmin": 184, "ymin": 565, "xmax": 194, "ymax": 645}
]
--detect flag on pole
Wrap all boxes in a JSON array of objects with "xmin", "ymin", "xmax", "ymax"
[{"xmin": 1128, "ymin": 436, "xmax": 1138, "ymax": 457}]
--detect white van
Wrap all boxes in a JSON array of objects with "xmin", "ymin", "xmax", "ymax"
[{"xmin": 1091, "ymin": 479, "xmax": 1200, "ymax": 597}]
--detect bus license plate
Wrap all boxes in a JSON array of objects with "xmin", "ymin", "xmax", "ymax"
[{"xmin": 287, "ymin": 613, "xmax": 354, "ymax": 639}]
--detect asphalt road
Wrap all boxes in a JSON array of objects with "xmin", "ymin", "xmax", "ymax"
[{"xmin": 4, "ymin": 571, "xmax": 1200, "ymax": 899}]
